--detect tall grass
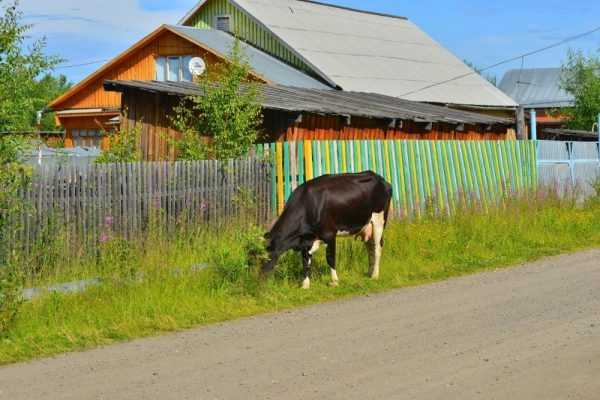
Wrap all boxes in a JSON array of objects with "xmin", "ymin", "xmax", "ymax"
[{"xmin": 2, "ymin": 191, "xmax": 600, "ymax": 364}]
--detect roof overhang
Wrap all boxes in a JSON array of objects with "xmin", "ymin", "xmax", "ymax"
[
  {"xmin": 55, "ymin": 108, "xmax": 121, "ymax": 118},
  {"xmin": 104, "ymin": 79, "xmax": 514, "ymax": 126}
]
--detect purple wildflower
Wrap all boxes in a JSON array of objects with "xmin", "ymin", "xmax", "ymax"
[
  {"xmin": 104, "ymin": 216, "xmax": 114, "ymax": 226},
  {"xmin": 100, "ymin": 233, "xmax": 110, "ymax": 243}
]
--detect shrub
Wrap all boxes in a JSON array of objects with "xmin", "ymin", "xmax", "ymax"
[
  {"xmin": 0, "ymin": 263, "xmax": 23, "ymax": 334},
  {"xmin": 171, "ymin": 39, "xmax": 262, "ymax": 160},
  {"xmin": 95, "ymin": 123, "xmax": 141, "ymax": 164}
]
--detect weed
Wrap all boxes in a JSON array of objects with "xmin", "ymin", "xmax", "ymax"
[{"xmin": 1, "ymin": 194, "xmax": 600, "ymax": 364}]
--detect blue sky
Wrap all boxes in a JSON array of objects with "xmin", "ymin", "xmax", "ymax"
[{"xmin": 21, "ymin": 0, "xmax": 600, "ymax": 85}]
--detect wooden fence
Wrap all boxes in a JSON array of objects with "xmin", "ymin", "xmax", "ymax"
[
  {"xmin": 7, "ymin": 158, "xmax": 273, "ymax": 253},
  {"xmin": 259, "ymin": 140, "xmax": 538, "ymax": 216},
  {"xmin": 5, "ymin": 140, "xmax": 540, "ymax": 256}
]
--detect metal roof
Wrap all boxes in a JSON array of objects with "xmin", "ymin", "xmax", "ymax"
[
  {"xmin": 498, "ymin": 68, "xmax": 574, "ymax": 108},
  {"xmin": 167, "ymin": 25, "xmax": 330, "ymax": 90},
  {"xmin": 104, "ymin": 80, "xmax": 513, "ymax": 126},
  {"xmin": 180, "ymin": 0, "xmax": 517, "ymax": 108}
]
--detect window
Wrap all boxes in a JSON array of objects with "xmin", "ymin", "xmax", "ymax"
[
  {"xmin": 155, "ymin": 55, "xmax": 193, "ymax": 82},
  {"xmin": 215, "ymin": 15, "xmax": 231, "ymax": 32},
  {"xmin": 72, "ymin": 129, "xmax": 102, "ymax": 149}
]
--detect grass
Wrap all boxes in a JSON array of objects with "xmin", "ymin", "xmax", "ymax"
[{"xmin": 2, "ymin": 193, "xmax": 600, "ymax": 365}]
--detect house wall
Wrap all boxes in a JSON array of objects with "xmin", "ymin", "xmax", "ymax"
[
  {"xmin": 261, "ymin": 110, "xmax": 511, "ymax": 142},
  {"xmin": 120, "ymin": 90, "xmax": 512, "ymax": 161}
]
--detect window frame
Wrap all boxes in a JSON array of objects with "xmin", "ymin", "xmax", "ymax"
[{"xmin": 155, "ymin": 55, "xmax": 194, "ymax": 82}]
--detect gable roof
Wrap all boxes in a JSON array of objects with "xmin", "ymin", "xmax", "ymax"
[
  {"xmin": 167, "ymin": 25, "xmax": 330, "ymax": 89},
  {"xmin": 498, "ymin": 68, "xmax": 575, "ymax": 108},
  {"xmin": 104, "ymin": 80, "xmax": 513, "ymax": 126},
  {"xmin": 180, "ymin": 0, "xmax": 517, "ymax": 108},
  {"xmin": 49, "ymin": 24, "xmax": 327, "ymax": 109}
]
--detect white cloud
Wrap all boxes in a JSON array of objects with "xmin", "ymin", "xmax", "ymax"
[
  {"xmin": 19, "ymin": 0, "xmax": 195, "ymax": 81},
  {"xmin": 21, "ymin": 0, "xmax": 189, "ymax": 40}
]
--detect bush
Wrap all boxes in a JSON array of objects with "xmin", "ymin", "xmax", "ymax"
[
  {"xmin": 95, "ymin": 124, "xmax": 141, "ymax": 164},
  {"xmin": 171, "ymin": 39, "xmax": 262, "ymax": 160},
  {"xmin": 0, "ymin": 263, "xmax": 23, "ymax": 334}
]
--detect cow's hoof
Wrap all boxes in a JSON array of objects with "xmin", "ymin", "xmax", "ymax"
[
  {"xmin": 370, "ymin": 274, "xmax": 380, "ymax": 280},
  {"xmin": 329, "ymin": 281, "xmax": 339, "ymax": 288}
]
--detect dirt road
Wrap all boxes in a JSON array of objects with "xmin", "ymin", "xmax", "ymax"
[{"xmin": 2, "ymin": 250, "xmax": 600, "ymax": 399}]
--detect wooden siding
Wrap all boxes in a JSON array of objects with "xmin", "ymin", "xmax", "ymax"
[
  {"xmin": 120, "ymin": 91, "xmax": 512, "ymax": 161},
  {"xmin": 121, "ymin": 90, "xmax": 183, "ymax": 161},
  {"xmin": 188, "ymin": 0, "xmax": 316, "ymax": 77},
  {"xmin": 60, "ymin": 115, "xmax": 117, "ymax": 149},
  {"xmin": 56, "ymin": 31, "xmax": 222, "ymax": 112},
  {"xmin": 261, "ymin": 110, "xmax": 512, "ymax": 142}
]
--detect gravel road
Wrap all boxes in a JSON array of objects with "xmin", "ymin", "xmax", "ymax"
[{"xmin": 1, "ymin": 250, "xmax": 599, "ymax": 400}]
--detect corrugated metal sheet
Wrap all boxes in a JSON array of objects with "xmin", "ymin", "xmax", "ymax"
[
  {"xmin": 182, "ymin": 0, "xmax": 315, "ymax": 74},
  {"xmin": 167, "ymin": 25, "xmax": 329, "ymax": 89},
  {"xmin": 103, "ymin": 79, "xmax": 513, "ymax": 125},
  {"xmin": 498, "ymin": 68, "xmax": 574, "ymax": 108},
  {"xmin": 181, "ymin": 0, "xmax": 518, "ymax": 108}
]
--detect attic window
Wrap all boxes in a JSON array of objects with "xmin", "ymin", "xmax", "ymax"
[{"xmin": 215, "ymin": 15, "xmax": 231, "ymax": 32}]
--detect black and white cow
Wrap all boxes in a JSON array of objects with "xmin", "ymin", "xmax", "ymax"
[{"xmin": 262, "ymin": 171, "xmax": 393, "ymax": 289}]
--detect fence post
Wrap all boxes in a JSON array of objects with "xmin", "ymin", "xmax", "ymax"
[
  {"xmin": 516, "ymin": 107, "xmax": 526, "ymax": 140},
  {"xmin": 529, "ymin": 110, "xmax": 537, "ymax": 140}
]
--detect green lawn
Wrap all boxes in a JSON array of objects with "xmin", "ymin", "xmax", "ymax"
[{"xmin": 2, "ymin": 195, "xmax": 600, "ymax": 365}]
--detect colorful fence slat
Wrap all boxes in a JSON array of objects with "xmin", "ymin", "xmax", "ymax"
[{"xmin": 269, "ymin": 140, "xmax": 537, "ymax": 217}]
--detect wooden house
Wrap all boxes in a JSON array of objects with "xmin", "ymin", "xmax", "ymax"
[
  {"xmin": 49, "ymin": 0, "xmax": 520, "ymax": 149},
  {"xmin": 48, "ymin": 24, "xmax": 327, "ymax": 149},
  {"xmin": 103, "ymin": 80, "xmax": 514, "ymax": 160}
]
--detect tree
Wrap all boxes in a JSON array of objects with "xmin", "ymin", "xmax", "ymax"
[
  {"xmin": 33, "ymin": 74, "xmax": 71, "ymax": 131},
  {"xmin": 560, "ymin": 49, "xmax": 600, "ymax": 131},
  {"xmin": 464, "ymin": 60, "xmax": 497, "ymax": 87},
  {"xmin": 0, "ymin": 0, "xmax": 61, "ymax": 132},
  {"xmin": 172, "ymin": 39, "xmax": 263, "ymax": 160}
]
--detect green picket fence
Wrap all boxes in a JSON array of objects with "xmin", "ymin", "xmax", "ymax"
[{"xmin": 255, "ymin": 140, "xmax": 538, "ymax": 217}]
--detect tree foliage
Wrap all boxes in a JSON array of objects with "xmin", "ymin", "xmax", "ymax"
[
  {"xmin": 34, "ymin": 74, "xmax": 71, "ymax": 131},
  {"xmin": 172, "ymin": 39, "xmax": 263, "ymax": 160},
  {"xmin": 0, "ymin": 135, "xmax": 29, "ymax": 332},
  {"xmin": 0, "ymin": 0, "xmax": 62, "ymax": 132},
  {"xmin": 560, "ymin": 49, "xmax": 600, "ymax": 131},
  {"xmin": 95, "ymin": 123, "xmax": 141, "ymax": 164}
]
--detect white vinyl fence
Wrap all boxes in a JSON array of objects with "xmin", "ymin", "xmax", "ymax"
[{"xmin": 538, "ymin": 141, "xmax": 600, "ymax": 198}]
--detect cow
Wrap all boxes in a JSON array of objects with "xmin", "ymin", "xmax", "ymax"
[{"xmin": 262, "ymin": 171, "xmax": 393, "ymax": 289}]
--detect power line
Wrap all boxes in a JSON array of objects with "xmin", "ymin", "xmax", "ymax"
[
  {"xmin": 55, "ymin": 59, "xmax": 110, "ymax": 69},
  {"xmin": 400, "ymin": 24, "xmax": 600, "ymax": 98}
]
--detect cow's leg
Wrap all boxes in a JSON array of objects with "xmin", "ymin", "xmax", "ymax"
[
  {"xmin": 369, "ymin": 212, "xmax": 385, "ymax": 280},
  {"xmin": 325, "ymin": 239, "xmax": 339, "ymax": 287},
  {"xmin": 302, "ymin": 240, "xmax": 322, "ymax": 289},
  {"xmin": 302, "ymin": 249, "xmax": 312, "ymax": 290}
]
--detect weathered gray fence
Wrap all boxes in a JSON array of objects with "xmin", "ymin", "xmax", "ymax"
[
  {"xmin": 538, "ymin": 141, "xmax": 600, "ymax": 198},
  {"xmin": 8, "ymin": 158, "xmax": 273, "ymax": 253}
]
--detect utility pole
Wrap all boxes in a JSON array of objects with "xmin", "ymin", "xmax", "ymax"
[{"xmin": 515, "ymin": 107, "xmax": 527, "ymax": 140}]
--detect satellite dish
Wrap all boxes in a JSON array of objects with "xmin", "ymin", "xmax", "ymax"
[{"xmin": 189, "ymin": 57, "xmax": 206, "ymax": 77}]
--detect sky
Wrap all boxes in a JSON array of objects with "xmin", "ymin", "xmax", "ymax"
[{"xmin": 20, "ymin": 0, "xmax": 600, "ymax": 85}]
